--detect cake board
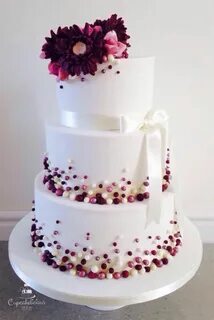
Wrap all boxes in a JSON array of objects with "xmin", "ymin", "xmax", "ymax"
[{"xmin": 8, "ymin": 212, "xmax": 202, "ymax": 311}]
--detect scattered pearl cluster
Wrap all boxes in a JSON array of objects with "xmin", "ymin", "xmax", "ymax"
[
  {"xmin": 31, "ymin": 206, "xmax": 181, "ymax": 280},
  {"xmin": 43, "ymin": 150, "xmax": 171, "ymax": 205}
]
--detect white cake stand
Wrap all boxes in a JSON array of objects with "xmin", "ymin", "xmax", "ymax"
[{"xmin": 8, "ymin": 213, "xmax": 202, "ymax": 311}]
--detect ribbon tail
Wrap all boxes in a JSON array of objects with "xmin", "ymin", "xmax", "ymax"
[{"xmin": 146, "ymin": 129, "xmax": 162, "ymax": 226}]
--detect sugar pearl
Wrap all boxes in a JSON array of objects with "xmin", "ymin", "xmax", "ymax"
[
  {"xmin": 63, "ymin": 191, "xmax": 69, "ymax": 198},
  {"xmin": 107, "ymin": 198, "xmax": 113, "ymax": 205},
  {"xmin": 106, "ymin": 273, "xmax": 113, "ymax": 279},
  {"xmin": 91, "ymin": 265, "xmax": 99, "ymax": 273},
  {"xmin": 122, "ymin": 197, "xmax": 128, "ymax": 204},
  {"xmin": 78, "ymin": 252, "xmax": 83, "ymax": 258},
  {"xmin": 130, "ymin": 269, "xmax": 138, "ymax": 277},
  {"xmin": 69, "ymin": 193, "xmax": 76, "ymax": 201},
  {"xmin": 85, "ymin": 255, "xmax": 90, "ymax": 260},
  {"xmin": 84, "ymin": 197, "xmax": 90, "ymax": 203},
  {"xmin": 108, "ymin": 54, "xmax": 115, "ymax": 63},
  {"xmin": 88, "ymin": 190, "xmax": 93, "ymax": 196},
  {"xmin": 103, "ymin": 180, "xmax": 109, "ymax": 185},
  {"xmin": 70, "ymin": 256, "xmax": 77, "ymax": 263},
  {"xmin": 70, "ymin": 269, "xmax": 76, "ymax": 276},
  {"xmin": 139, "ymin": 268, "xmax": 145, "ymax": 275},
  {"xmin": 92, "ymin": 183, "xmax": 97, "ymax": 188},
  {"xmin": 150, "ymin": 263, "xmax": 157, "ymax": 271},
  {"xmin": 102, "ymin": 192, "xmax": 108, "ymax": 199}
]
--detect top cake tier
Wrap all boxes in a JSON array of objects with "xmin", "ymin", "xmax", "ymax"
[{"xmin": 56, "ymin": 57, "xmax": 154, "ymax": 124}]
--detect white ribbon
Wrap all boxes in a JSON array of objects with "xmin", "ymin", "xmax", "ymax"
[{"xmin": 61, "ymin": 109, "xmax": 169, "ymax": 225}]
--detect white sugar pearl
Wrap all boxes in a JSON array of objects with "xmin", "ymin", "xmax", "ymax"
[
  {"xmin": 103, "ymin": 180, "xmax": 109, "ymax": 185},
  {"xmin": 34, "ymin": 241, "xmax": 39, "ymax": 247},
  {"xmin": 92, "ymin": 183, "xmax": 97, "ymax": 188},
  {"xmin": 80, "ymin": 178, "xmax": 85, "ymax": 183},
  {"xmin": 157, "ymin": 249, "xmax": 165, "ymax": 258},
  {"xmin": 102, "ymin": 193, "xmax": 108, "ymax": 199},
  {"xmin": 118, "ymin": 183, "xmax": 122, "ymax": 188},
  {"xmin": 130, "ymin": 269, "xmax": 138, "ymax": 277},
  {"xmin": 71, "ymin": 76, "xmax": 77, "ymax": 80},
  {"xmin": 35, "ymin": 230, "xmax": 41, "ymax": 235},
  {"xmin": 122, "ymin": 198, "xmax": 127, "ymax": 204},
  {"xmin": 91, "ymin": 265, "xmax": 99, "ymax": 273},
  {"xmin": 150, "ymin": 263, "xmax": 157, "ymax": 271},
  {"xmin": 108, "ymin": 54, "xmax": 115, "ymax": 63},
  {"xmin": 84, "ymin": 197, "xmax": 90, "ymax": 203},
  {"xmin": 131, "ymin": 188, "xmax": 137, "ymax": 194},
  {"xmin": 107, "ymin": 198, "xmax": 113, "ymax": 205},
  {"xmin": 51, "ymin": 249, "xmax": 58, "ymax": 257},
  {"xmin": 54, "ymin": 177, "xmax": 59, "ymax": 183},
  {"xmin": 67, "ymin": 158, "xmax": 73, "ymax": 163},
  {"xmin": 78, "ymin": 252, "xmax": 83, "ymax": 258},
  {"xmin": 139, "ymin": 268, "xmax": 145, "ymax": 275},
  {"xmin": 107, "ymin": 273, "xmax": 113, "ymax": 279},
  {"xmin": 56, "ymin": 259, "xmax": 61, "ymax": 265},
  {"xmin": 63, "ymin": 191, "xmax": 69, "ymax": 198},
  {"xmin": 88, "ymin": 190, "xmax": 93, "ymax": 196},
  {"xmin": 140, "ymin": 186, "xmax": 145, "ymax": 192},
  {"xmin": 69, "ymin": 193, "xmax": 76, "ymax": 201},
  {"xmin": 85, "ymin": 255, "xmax": 90, "ymax": 261},
  {"xmin": 55, "ymin": 183, "xmax": 61, "ymax": 189},
  {"xmin": 70, "ymin": 269, "xmax": 76, "ymax": 276},
  {"xmin": 70, "ymin": 256, "xmax": 77, "ymax": 263}
]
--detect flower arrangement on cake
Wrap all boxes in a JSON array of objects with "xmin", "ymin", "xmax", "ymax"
[{"xmin": 40, "ymin": 14, "xmax": 130, "ymax": 80}]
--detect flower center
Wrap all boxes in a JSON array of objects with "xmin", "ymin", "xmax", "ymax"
[{"xmin": 72, "ymin": 41, "xmax": 87, "ymax": 55}]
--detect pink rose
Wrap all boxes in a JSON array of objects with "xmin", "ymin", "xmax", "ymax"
[{"xmin": 104, "ymin": 31, "xmax": 127, "ymax": 58}]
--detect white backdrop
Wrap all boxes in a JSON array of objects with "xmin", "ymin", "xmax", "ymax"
[{"xmin": 0, "ymin": 0, "xmax": 214, "ymax": 221}]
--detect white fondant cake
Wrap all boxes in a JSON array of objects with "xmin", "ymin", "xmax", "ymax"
[{"xmin": 31, "ymin": 15, "xmax": 182, "ymax": 280}]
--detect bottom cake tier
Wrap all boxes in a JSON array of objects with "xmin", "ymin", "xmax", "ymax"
[{"xmin": 31, "ymin": 173, "xmax": 182, "ymax": 279}]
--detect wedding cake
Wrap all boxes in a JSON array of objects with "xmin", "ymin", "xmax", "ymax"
[{"xmin": 31, "ymin": 14, "xmax": 182, "ymax": 280}]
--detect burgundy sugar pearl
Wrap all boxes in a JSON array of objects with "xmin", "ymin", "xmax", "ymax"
[
  {"xmin": 83, "ymin": 247, "xmax": 87, "ymax": 252},
  {"xmin": 114, "ymin": 249, "xmax": 120, "ymax": 254},
  {"xmin": 166, "ymin": 170, "xmax": 171, "ymax": 175},
  {"xmin": 101, "ymin": 69, "xmax": 106, "ymax": 74},
  {"xmin": 113, "ymin": 242, "xmax": 117, "ymax": 247},
  {"xmin": 113, "ymin": 192, "xmax": 119, "ymax": 197},
  {"xmin": 135, "ymin": 238, "xmax": 139, "ymax": 243},
  {"xmin": 74, "ymin": 186, "xmax": 80, "ymax": 191},
  {"xmin": 167, "ymin": 246, "xmax": 173, "ymax": 253},
  {"xmin": 59, "ymin": 85, "xmax": 63, "ymax": 89},
  {"xmin": 113, "ymin": 198, "xmax": 120, "ymax": 205},
  {"xmin": 127, "ymin": 180, "xmax": 131, "ymax": 185},
  {"xmin": 73, "ymin": 175, "xmax": 77, "ymax": 179},
  {"xmin": 116, "ymin": 70, "xmax": 120, "ymax": 74},
  {"xmin": 128, "ymin": 261, "xmax": 134, "ymax": 268},
  {"xmin": 65, "ymin": 176, "xmax": 70, "ymax": 180},
  {"xmin": 166, "ymin": 159, "xmax": 170, "ymax": 164},
  {"xmin": 153, "ymin": 258, "xmax": 163, "ymax": 267},
  {"xmin": 70, "ymin": 251, "xmax": 76, "ymax": 256},
  {"xmin": 38, "ymin": 242, "xmax": 44, "ymax": 247},
  {"xmin": 56, "ymin": 220, "xmax": 60, "ymax": 224},
  {"xmin": 136, "ymin": 193, "xmax": 144, "ymax": 201},
  {"xmin": 157, "ymin": 245, "xmax": 161, "ymax": 249},
  {"xmin": 95, "ymin": 256, "xmax": 100, "ymax": 261},
  {"xmin": 97, "ymin": 197, "xmax": 106, "ymax": 205},
  {"xmin": 99, "ymin": 184, "xmax": 103, "ymax": 188},
  {"xmin": 101, "ymin": 263, "xmax": 107, "ymax": 269},
  {"xmin": 81, "ymin": 77, "xmax": 85, "ymax": 82},
  {"xmin": 88, "ymin": 271, "xmax": 97, "ymax": 279},
  {"xmin": 53, "ymin": 241, "xmax": 58, "ymax": 244},
  {"xmin": 47, "ymin": 243, "xmax": 52, "ymax": 247},
  {"xmin": 107, "ymin": 258, "xmax": 111, "ymax": 264},
  {"xmin": 135, "ymin": 257, "xmax": 142, "ymax": 264},
  {"xmin": 143, "ymin": 192, "xmax": 150, "ymax": 199},
  {"xmin": 53, "ymin": 230, "xmax": 59, "ymax": 235},
  {"xmin": 90, "ymin": 250, "xmax": 95, "ymax": 255},
  {"xmin": 127, "ymin": 251, "xmax": 133, "ymax": 256},
  {"xmin": 76, "ymin": 264, "xmax": 83, "ymax": 271},
  {"xmin": 67, "ymin": 263, "xmax": 74, "ymax": 270},
  {"xmin": 75, "ymin": 194, "xmax": 84, "ymax": 202},
  {"xmin": 65, "ymin": 249, "xmax": 70, "ymax": 254},
  {"xmin": 162, "ymin": 184, "xmax": 168, "ymax": 191},
  {"xmin": 162, "ymin": 258, "xmax": 169, "ymax": 265},
  {"xmin": 151, "ymin": 250, "xmax": 157, "ymax": 255},
  {"xmin": 84, "ymin": 175, "xmax": 88, "ymax": 179},
  {"xmin": 122, "ymin": 270, "xmax": 129, "ymax": 278},
  {"xmin": 59, "ymin": 266, "xmax": 67, "ymax": 272},
  {"xmin": 81, "ymin": 259, "xmax": 87, "ymax": 265},
  {"xmin": 135, "ymin": 264, "xmax": 142, "ymax": 271},
  {"xmin": 108, "ymin": 65, "xmax": 112, "ymax": 69},
  {"xmin": 109, "ymin": 268, "xmax": 114, "ymax": 274},
  {"xmin": 144, "ymin": 250, "xmax": 150, "ymax": 255},
  {"xmin": 145, "ymin": 267, "xmax": 151, "ymax": 273},
  {"xmin": 164, "ymin": 240, "xmax": 168, "ymax": 244},
  {"xmin": 62, "ymin": 256, "xmax": 69, "ymax": 263},
  {"xmin": 176, "ymin": 239, "xmax": 181, "ymax": 246},
  {"xmin": 143, "ymin": 259, "xmax": 149, "ymax": 266},
  {"xmin": 143, "ymin": 181, "xmax": 149, "ymax": 187},
  {"xmin": 68, "ymin": 166, "xmax": 72, "ymax": 170},
  {"xmin": 103, "ymin": 253, "xmax": 108, "ymax": 259}
]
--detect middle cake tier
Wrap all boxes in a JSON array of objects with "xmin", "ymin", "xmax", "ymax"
[{"xmin": 45, "ymin": 125, "xmax": 170, "ymax": 201}]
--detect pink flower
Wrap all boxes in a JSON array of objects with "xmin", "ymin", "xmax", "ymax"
[
  {"xmin": 48, "ymin": 62, "xmax": 60, "ymax": 76},
  {"xmin": 58, "ymin": 68, "xmax": 69, "ymax": 80},
  {"xmin": 104, "ymin": 31, "xmax": 127, "ymax": 58},
  {"xmin": 40, "ymin": 51, "xmax": 46, "ymax": 59}
]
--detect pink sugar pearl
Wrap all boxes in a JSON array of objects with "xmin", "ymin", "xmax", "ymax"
[
  {"xmin": 135, "ymin": 257, "xmax": 142, "ymax": 264},
  {"xmin": 98, "ymin": 272, "xmax": 106, "ymax": 280},
  {"xmin": 78, "ymin": 270, "xmax": 86, "ymax": 277},
  {"xmin": 81, "ymin": 185, "xmax": 87, "ymax": 190},
  {"xmin": 121, "ymin": 186, "xmax": 126, "ymax": 191},
  {"xmin": 113, "ymin": 272, "xmax": 121, "ymax": 279},
  {"xmin": 106, "ymin": 186, "xmax": 113, "ymax": 192},
  {"xmin": 128, "ymin": 195, "xmax": 135, "ymax": 203},
  {"xmin": 90, "ymin": 197, "xmax": 97, "ymax": 204},
  {"xmin": 128, "ymin": 261, "xmax": 134, "ymax": 268}
]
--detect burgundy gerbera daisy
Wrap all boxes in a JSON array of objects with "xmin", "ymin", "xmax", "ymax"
[
  {"xmin": 94, "ymin": 14, "xmax": 130, "ymax": 46},
  {"xmin": 41, "ymin": 23, "xmax": 104, "ymax": 77}
]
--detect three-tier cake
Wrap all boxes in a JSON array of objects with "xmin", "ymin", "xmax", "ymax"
[{"xmin": 31, "ymin": 14, "xmax": 182, "ymax": 280}]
